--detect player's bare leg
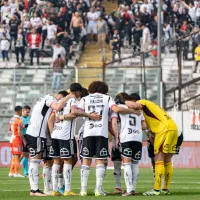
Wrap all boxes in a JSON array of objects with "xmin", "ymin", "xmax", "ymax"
[
  {"xmin": 9, "ymin": 154, "xmax": 15, "ymax": 177},
  {"xmin": 29, "ymin": 153, "xmax": 48, "ymax": 196},
  {"xmin": 80, "ymin": 158, "xmax": 92, "ymax": 196},
  {"xmin": 63, "ymin": 158, "xmax": 78, "ymax": 196},
  {"xmin": 14, "ymin": 154, "xmax": 24, "ymax": 177},
  {"xmin": 122, "ymin": 157, "xmax": 135, "ymax": 196},
  {"xmin": 72, "ymin": 153, "xmax": 78, "ymax": 169}
]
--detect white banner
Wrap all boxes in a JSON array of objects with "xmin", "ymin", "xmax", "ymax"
[{"xmin": 168, "ymin": 110, "xmax": 200, "ymax": 141}]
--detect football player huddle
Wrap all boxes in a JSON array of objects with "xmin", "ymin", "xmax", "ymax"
[{"xmin": 22, "ymin": 81, "xmax": 182, "ymax": 197}]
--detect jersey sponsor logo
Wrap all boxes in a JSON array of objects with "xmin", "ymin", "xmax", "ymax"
[
  {"xmin": 54, "ymin": 125, "xmax": 62, "ymax": 130},
  {"xmin": 100, "ymin": 148, "xmax": 107, "ymax": 156},
  {"xmin": 89, "ymin": 123, "xmax": 102, "ymax": 129},
  {"xmin": 123, "ymin": 148, "xmax": 132, "ymax": 156},
  {"xmin": 82, "ymin": 147, "xmax": 89, "ymax": 156},
  {"xmin": 60, "ymin": 148, "xmax": 69, "ymax": 156},
  {"xmin": 128, "ymin": 128, "xmax": 139, "ymax": 134}
]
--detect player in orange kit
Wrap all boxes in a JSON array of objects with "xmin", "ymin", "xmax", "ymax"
[{"xmin": 9, "ymin": 106, "xmax": 25, "ymax": 177}]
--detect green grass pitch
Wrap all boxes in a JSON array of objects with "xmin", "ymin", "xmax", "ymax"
[{"xmin": 0, "ymin": 167, "xmax": 200, "ymax": 199}]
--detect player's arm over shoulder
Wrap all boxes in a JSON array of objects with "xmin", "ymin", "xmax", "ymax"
[{"xmin": 125, "ymin": 99, "xmax": 145, "ymax": 109}]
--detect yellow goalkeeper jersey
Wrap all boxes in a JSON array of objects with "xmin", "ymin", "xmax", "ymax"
[{"xmin": 137, "ymin": 100, "xmax": 177, "ymax": 134}]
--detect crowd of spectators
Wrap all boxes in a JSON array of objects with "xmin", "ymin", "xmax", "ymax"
[{"xmin": 0, "ymin": 0, "xmax": 200, "ymax": 66}]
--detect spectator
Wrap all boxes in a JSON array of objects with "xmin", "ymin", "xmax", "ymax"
[
  {"xmin": 1, "ymin": 34, "xmax": 10, "ymax": 61},
  {"xmin": 97, "ymin": 14, "xmax": 108, "ymax": 51},
  {"xmin": 110, "ymin": 29, "xmax": 121, "ymax": 62},
  {"xmin": 132, "ymin": 21, "xmax": 142, "ymax": 52},
  {"xmin": 141, "ymin": 23, "xmax": 151, "ymax": 57},
  {"xmin": 30, "ymin": 12, "xmax": 42, "ymax": 34},
  {"xmin": 9, "ymin": 14, "xmax": 20, "ymax": 49},
  {"xmin": 1, "ymin": 0, "xmax": 10, "ymax": 21},
  {"xmin": 181, "ymin": 1, "xmax": 196, "ymax": 24},
  {"xmin": 52, "ymin": 54, "xmax": 65, "ymax": 90},
  {"xmin": 57, "ymin": 31, "xmax": 73, "ymax": 65},
  {"xmin": 87, "ymin": 7, "xmax": 98, "ymax": 42},
  {"xmin": 193, "ymin": 43, "xmax": 200, "ymax": 73},
  {"xmin": 70, "ymin": 12, "xmax": 83, "ymax": 43},
  {"xmin": 28, "ymin": 28, "xmax": 41, "ymax": 66},
  {"xmin": 192, "ymin": 27, "xmax": 200, "ymax": 60},
  {"xmin": 52, "ymin": 40, "xmax": 66, "ymax": 63},
  {"xmin": 47, "ymin": 19, "xmax": 57, "ymax": 45},
  {"xmin": 15, "ymin": 28, "xmax": 27, "ymax": 67}
]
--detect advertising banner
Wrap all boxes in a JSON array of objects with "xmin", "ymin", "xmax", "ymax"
[{"xmin": 1, "ymin": 141, "xmax": 200, "ymax": 168}]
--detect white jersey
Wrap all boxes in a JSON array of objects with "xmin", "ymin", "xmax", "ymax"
[
  {"xmin": 26, "ymin": 95, "xmax": 57, "ymax": 138},
  {"xmin": 51, "ymin": 98, "xmax": 78, "ymax": 140},
  {"xmin": 78, "ymin": 124, "xmax": 84, "ymax": 141},
  {"xmin": 118, "ymin": 104, "xmax": 145, "ymax": 143},
  {"xmin": 79, "ymin": 93, "xmax": 116, "ymax": 138}
]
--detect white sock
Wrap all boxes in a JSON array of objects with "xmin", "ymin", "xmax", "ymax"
[
  {"xmin": 52, "ymin": 164, "xmax": 60, "ymax": 192},
  {"xmin": 96, "ymin": 164, "xmax": 105, "ymax": 193},
  {"xmin": 58, "ymin": 174, "xmax": 64, "ymax": 189},
  {"xmin": 113, "ymin": 161, "xmax": 121, "ymax": 189},
  {"xmin": 43, "ymin": 166, "xmax": 52, "ymax": 191},
  {"xmin": 80, "ymin": 165, "xmax": 90, "ymax": 193},
  {"xmin": 63, "ymin": 164, "xmax": 72, "ymax": 192},
  {"xmin": 124, "ymin": 163, "xmax": 133, "ymax": 193},
  {"xmin": 29, "ymin": 159, "xmax": 41, "ymax": 191},
  {"xmin": 132, "ymin": 161, "xmax": 139, "ymax": 191}
]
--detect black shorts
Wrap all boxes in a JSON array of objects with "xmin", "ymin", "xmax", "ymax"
[
  {"xmin": 49, "ymin": 139, "xmax": 75, "ymax": 159},
  {"xmin": 120, "ymin": 141, "xmax": 142, "ymax": 161},
  {"xmin": 23, "ymin": 135, "xmax": 29, "ymax": 153},
  {"xmin": 147, "ymin": 133, "xmax": 184, "ymax": 158},
  {"xmin": 176, "ymin": 133, "xmax": 183, "ymax": 154},
  {"xmin": 80, "ymin": 136, "xmax": 109, "ymax": 159},
  {"xmin": 43, "ymin": 144, "xmax": 52, "ymax": 161},
  {"xmin": 25, "ymin": 134, "xmax": 46, "ymax": 158},
  {"xmin": 78, "ymin": 139, "xmax": 83, "ymax": 159},
  {"xmin": 73, "ymin": 137, "xmax": 77, "ymax": 154},
  {"xmin": 111, "ymin": 148, "xmax": 122, "ymax": 161}
]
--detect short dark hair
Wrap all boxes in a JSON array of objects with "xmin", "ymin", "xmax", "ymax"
[
  {"xmin": 115, "ymin": 92, "xmax": 130, "ymax": 104},
  {"xmin": 58, "ymin": 90, "xmax": 69, "ymax": 97},
  {"xmin": 81, "ymin": 88, "xmax": 89, "ymax": 98},
  {"xmin": 88, "ymin": 81, "xmax": 108, "ymax": 94},
  {"xmin": 14, "ymin": 106, "xmax": 22, "ymax": 112},
  {"xmin": 129, "ymin": 93, "xmax": 140, "ymax": 101},
  {"xmin": 70, "ymin": 83, "xmax": 82, "ymax": 92},
  {"xmin": 23, "ymin": 105, "xmax": 31, "ymax": 110}
]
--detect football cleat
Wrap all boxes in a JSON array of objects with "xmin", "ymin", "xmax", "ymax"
[
  {"xmin": 44, "ymin": 188, "xmax": 53, "ymax": 196},
  {"xmin": 52, "ymin": 191, "xmax": 62, "ymax": 196},
  {"xmin": 30, "ymin": 189, "xmax": 48, "ymax": 196},
  {"xmin": 64, "ymin": 191, "xmax": 79, "ymax": 196},
  {"xmin": 143, "ymin": 189, "xmax": 161, "ymax": 196},
  {"xmin": 80, "ymin": 191, "xmax": 87, "ymax": 196},
  {"xmin": 112, "ymin": 188, "xmax": 122, "ymax": 194},
  {"xmin": 14, "ymin": 173, "xmax": 24, "ymax": 178},
  {"xmin": 8, "ymin": 173, "xmax": 14, "ymax": 177},
  {"xmin": 162, "ymin": 189, "xmax": 170, "ymax": 195},
  {"xmin": 122, "ymin": 191, "xmax": 135, "ymax": 196},
  {"xmin": 58, "ymin": 187, "xmax": 65, "ymax": 195},
  {"xmin": 95, "ymin": 190, "xmax": 107, "ymax": 196}
]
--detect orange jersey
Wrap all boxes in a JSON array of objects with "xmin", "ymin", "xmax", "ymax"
[{"xmin": 9, "ymin": 115, "xmax": 23, "ymax": 143}]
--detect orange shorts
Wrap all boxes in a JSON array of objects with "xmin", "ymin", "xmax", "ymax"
[{"xmin": 10, "ymin": 138, "xmax": 23, "ymax": 155}]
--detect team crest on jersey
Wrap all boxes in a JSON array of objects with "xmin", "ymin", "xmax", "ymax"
[
  {"xmin": 60, "ymin": 148, "xmax": 69, "ymax": 156},
  {"xmin": 100, "ymin": 148, "xmax": 107, "ymax": 156},
  {"xmin": 29, "ymin": 148, "xmax": 36, "ymax": 156},
  {"xmin": 82, "ymin": 147, "xmax": 89, "ymax": 155},
  {"xmin": 124, "ymin": 148, "xmax": 132, "ymax": 156},
  {"xmin": 49, "ymin": 146, "xmax": 54, "ymax": 155}
]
